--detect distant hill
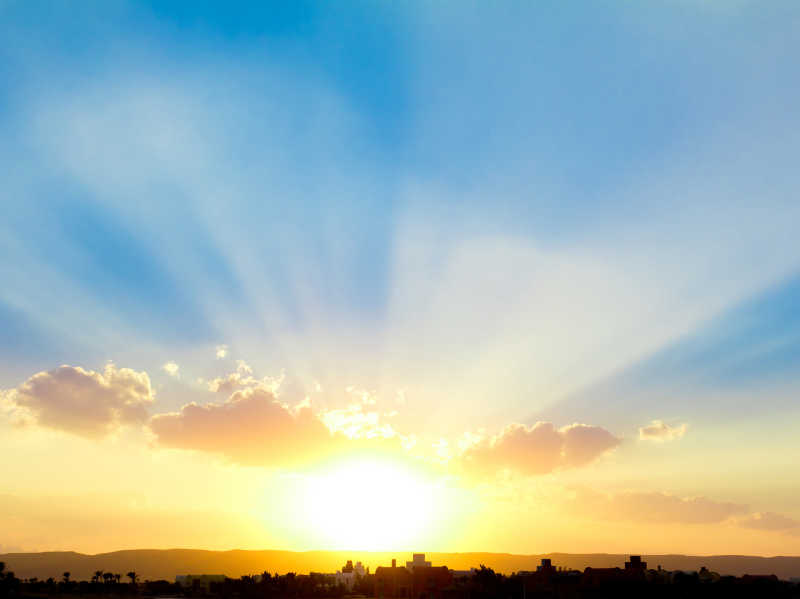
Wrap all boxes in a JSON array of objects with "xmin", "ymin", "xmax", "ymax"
[{"xmin": 2, "ymin": 549, "xmax": 800, "ymax": 582}]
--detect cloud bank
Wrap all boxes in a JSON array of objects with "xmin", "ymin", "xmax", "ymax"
[
  {"xmin": 568, "ymin": 489, "xmax": 748, "ymax": 524},
  {"xmin": 566, "ymin": 488, "xmax": 800, "ymax": 534},
  {"xmin": 736, "ymin": 512, "xmax": 800, "ymax": 531},
  {"xmin": 4, "ymin": 364, "xmax": 154, "ymax": 438}
]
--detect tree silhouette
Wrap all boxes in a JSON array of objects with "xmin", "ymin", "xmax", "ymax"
[
  {"xmin": 103, "ymin": 572, "xmax": 113, "ymax": 584},
  {"xmin": 127, "ymin": 571, "xmax": 139, "ymax": 586},
  {"xmin": 62, "ymin": 572, "xmax": 71, "ymax": 584}
]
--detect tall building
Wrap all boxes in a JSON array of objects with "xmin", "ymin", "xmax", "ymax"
[
  {"xmin": 375, "ymin": 554, "xmax": 451, "ymax": 599},
  {"xmin": 335, "ymin": 560, "xmax": 366, "ymax": 590},
  {"xmin": 625, "ymin": 556, "xmax": 647, "ymax": 571},
  {"xmin": 406, "ymin": 554, "xmax": 432, "ymax": 570},
  {"xmin": 375, "ymin": 559, "xmax": 412, "ymax": 598}
]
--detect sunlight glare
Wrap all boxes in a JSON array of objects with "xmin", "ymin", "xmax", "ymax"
[{"xmin": 301, "ymin": 457, "xmax": 437, "ymax": 550}]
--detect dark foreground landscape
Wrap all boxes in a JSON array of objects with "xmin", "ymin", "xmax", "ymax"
[{"xmin": 3, "ymin": 550, "xmax": 800, "ymax": 598}]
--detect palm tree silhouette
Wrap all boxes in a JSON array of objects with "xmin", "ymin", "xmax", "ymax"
[{"xmin": 127, "ymin": 571, "xmax": 139, "ymax": 586}]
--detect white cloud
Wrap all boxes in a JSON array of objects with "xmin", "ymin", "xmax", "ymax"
[
  {"xmin": 215, "ymin": 345, "xmax": 228, "ymax": 359},
  {"xmin": 162, "ymin": 361, "xmax": 180, "ymax": 378},
  {"xmin": 206, "ymin": 362, "xmax": 281, "ymax": 394},
  {"xmin": 639, "ymin": 419, "xmax": 687, "ymax": 442}
]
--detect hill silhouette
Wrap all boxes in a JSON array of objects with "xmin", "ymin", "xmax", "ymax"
[{"xmin": 2, "ymin": 549, "xmax": 800, "ymax": 581}]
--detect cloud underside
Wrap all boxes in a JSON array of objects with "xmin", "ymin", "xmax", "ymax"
[{"xmin": 5, "ymin": 364, "xmax": 154, "ymax": 438}]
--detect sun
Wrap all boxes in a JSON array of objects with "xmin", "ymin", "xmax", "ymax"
[{"xmin": 300, "ymin": 456, "xmax": 439, "ymax": 550}]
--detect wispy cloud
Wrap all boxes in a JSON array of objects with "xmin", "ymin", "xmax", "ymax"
[
  {"xmin": 566, "ymin": 488, "xmax": 748, "ymax": 524},
  {"xmin": 639, "ymin": 419, "xmax": 687, "ymax": 442},
  {"xmin": 735, "ymin": 512, "xmax": 800, "ymax": 532}
]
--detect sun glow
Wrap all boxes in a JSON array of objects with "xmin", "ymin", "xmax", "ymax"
[{"xmin": 301, "ymin": 457, "xmax": 439, "ymax": 550}]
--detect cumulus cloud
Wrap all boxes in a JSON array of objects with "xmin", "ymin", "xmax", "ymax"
[
  {"xmin": 215, "ymin": 345, "xmax": 228, "ymax": 359},
  {"xmin": 460, "ymin": 422, "xmax": 621, "ymax": 476},
  {"xmin": 162, "ymin": 361, "xmax": 180, "ymax": 378},
  {"xmin": 148, "ymin": 385, "xmax": 400, "ymax": 466},
  {"xmin": 639, "ymin": 419, "xmax": 687, "ymax": 442},
  {"xmin": 567, "ymin": 488, "xmax": 749, "ymax": 524},
  {"xmin": 736, "ymin": 512, "xmax": 800, "ymax": 531},
  {"xmin": 149, "ymin": 359, "xmax": 622, "ymax": 473},
  {"xmin": 4, "ymin": 364, "xmax": 154, "ymax": 438}
]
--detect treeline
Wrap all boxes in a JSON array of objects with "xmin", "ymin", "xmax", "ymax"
[
  {"xmin": 209, "ymin": 572, "xmax": 372, "ymax": 598},
  {"xmin": 1, "ymin": 562, "xmax": 161, "ymax": 598},
  {"xmin": 0, "ymin": 562, "xmax": 364, "ymax": 599},
  {"xmin": 4, "ymin": 561, "xmax": 800, "ymax": 599},
  {"xmin": 464, "ymin": 565, "xmax": 800, "ymax": 599}
]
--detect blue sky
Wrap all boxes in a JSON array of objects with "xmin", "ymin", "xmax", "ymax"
[
  {"xmin": 4, "ymin": 0, "xmax": 800, "ymax": 557},
  {"xmin": 2, "ymin": 0, "xmax": 800, "ymax": 432}
]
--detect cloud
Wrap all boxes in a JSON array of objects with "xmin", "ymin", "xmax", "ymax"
[
  {"xmin": 148, "ymin": 385, "xmax": 400, "ymax": 467},
  {"xmin": 460, "ymin": 422, "xmax": 621, "ymax": 476},
  {"xmin": 206, "ymin": 361, "xmax": 280, "ymax": 394},
  {"xmin": 567, "ymin": 488, "xmax": 800, "ymax": 534},
  {"xmin": 215, "ymin": 345, "xmax": 228, "ymax": 359},
  {"xmin": 162, "ymin": 361, "xmax": 180, "ymax": 378},
  {"xmin": 4, "ymin": 364, "xmax": 154, "ymax": 438},
  {"xmin": 736, "ymin": 512, "xmax": 800, "ymax": 531},
  {"xmin": 319, "ymin": 402, "xmax": 397, "ymax": 440},
  {"xmin": 567, "ymin": 488, "xmax": 749, "ymax": 524},
  {"xmin": 639, "ymin": 419, "xmax": 687, "ymax": 442}
]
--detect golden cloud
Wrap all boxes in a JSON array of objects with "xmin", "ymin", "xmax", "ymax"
[{"xmin": 4, "ymin": 364, "xmax": 154, "ymax": 438}]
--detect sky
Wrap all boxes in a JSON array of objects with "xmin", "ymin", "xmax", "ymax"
[{"xmin": 1, "ymin": 0, "xmax": 800, "ymax": 557}]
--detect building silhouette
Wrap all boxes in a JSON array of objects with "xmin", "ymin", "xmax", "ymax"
[
  {"xmin": 335, "ymin": 560, "xmax": 365, "ymax": 590},
  {"xmin": 375, "ymin": 554, "xmax": 452, "ymax": 599},
  {"xmin": 407, "ymin": 554, "xmax": 432, "ymax": 570}
]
